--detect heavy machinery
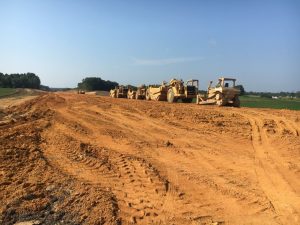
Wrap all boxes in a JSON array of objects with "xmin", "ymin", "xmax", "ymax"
[
  {"xmin": 135, "ymin": 85, "xmax": 147, "ymax": 100},
  {"xmin": 77, "ymin": 89, "xmax": 85, "ymax": 94},
  {"xmin": 109, "ymin": 89, "xmax": 117, "ymax": 98},
  {"xmin": 196, "ymin": 77, "xmax": 240, "ymax": 107},
  {"xmin": 146, "ymin": 82, "xmax": 168, "ymax": 101},
  {"xmin": 109, "ymin": 86, "xmax": 129, "ymax": 98},
  {"xmin": 167, "ymin": 79, "xmax": 199, "ymax": 103},
  {"xmin": 127, "ymin": 88, "xmax": 136, "ymax": 99}
]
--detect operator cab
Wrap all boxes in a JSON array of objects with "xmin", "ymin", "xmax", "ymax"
[
  {"xmin": 186, "ymin": 79, "xmax": 199, "ymax": 89},
  {"xmin": 186, "ymin": 79, "xmax": 199, "ymax": 96},
  {"xmin": 220, "ymin": 78, "xmax": 236, "ymax": 88}
]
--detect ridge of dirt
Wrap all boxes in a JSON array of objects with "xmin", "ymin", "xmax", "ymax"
[{"xmin": 0, "ymin": 94, "xmax": 119, "ymax": 225}]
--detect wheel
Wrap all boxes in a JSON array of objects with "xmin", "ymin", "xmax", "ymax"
[
  {"xmin": 233, "ymin": 96, "xmax": 240, "ymax": 107},
  {"xmin": 146, "ymin": 90, "xmax": 151, "ymax": 100},
  {"xmin": 182, "ymin": 98, "xmax": 193, "ymax": 103},
  {"xmin": 167, "ymin": 89, "xmax": 176, "ymax": 103}
]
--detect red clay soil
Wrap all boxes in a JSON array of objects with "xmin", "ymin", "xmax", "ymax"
[{"xmin": 1, "ymin": 93, "xmax": 299, "ymax": 225}]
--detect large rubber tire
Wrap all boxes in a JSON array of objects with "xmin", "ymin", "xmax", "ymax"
[
  {"xmin": 167, "ymin": 89, "xmax": 176, "ymax": 103},
  {"xmin": 146, "ymin": 90, "xmax": 151, "ymax": 100},
  {"xmin": 182, "ymin": 98, "xmax": 193, "ymax": 103},
  {"xmin": 233, "ymin": 96, "xmax": 240, "ymax": 107}
]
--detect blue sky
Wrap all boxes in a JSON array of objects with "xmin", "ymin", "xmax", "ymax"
[{"xmin": 0, "ymin": 0, "xmax": 299, "ymax": 91}]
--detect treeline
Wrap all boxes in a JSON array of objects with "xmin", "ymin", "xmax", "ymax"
[
  {"xmin": 78, "ymin": 77, "xmax": 118, "ymax": 91},
  {"xmin": 246, "ymin": 91, "xmax": 300, "ymax": 98},
  {"xmin": 0, "ymin": 73, "xmax": 40, "ymax": 89},
  {"xmin": 230, "ymin": 85, "xmax": 300, "ymax": 98}
]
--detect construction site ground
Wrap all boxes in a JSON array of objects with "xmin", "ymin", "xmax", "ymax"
[{"xmin": 1, "ymin": 92, "xmax": 299, "ymax": 225}]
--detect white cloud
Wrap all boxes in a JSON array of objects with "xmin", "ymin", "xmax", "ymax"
[{"xmin": 132, "ymin": 56, "xmax": 204, "ymax": 66}]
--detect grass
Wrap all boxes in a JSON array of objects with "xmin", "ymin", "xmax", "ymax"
[
  {"xmin": 0, "ymin": 88, "xmax": 17, "ymax": 98},
  {"xmin": 240, "ymin": 95, "xmax": 300, "ymax": 110}
]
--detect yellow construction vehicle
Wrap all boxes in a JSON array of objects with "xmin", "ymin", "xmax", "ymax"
[
  {"xmin": 167, "ymin": 79, "xmax": 198, "ymax": 103},
  {"xmin": 196, "ymin": 77, "xmax": 240, "ymax": 107}
]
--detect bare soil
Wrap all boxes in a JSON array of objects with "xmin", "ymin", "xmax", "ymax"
[{"xmin": 1, "ymin": 92, "xmax": 299, "ymax": 225}]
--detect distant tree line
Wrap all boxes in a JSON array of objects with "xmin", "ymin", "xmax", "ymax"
[
  {"xmin": 78, "ymin": 77, "xmax": 118, "ymax": 91},
  {"xmin": 127, "ymin": 85, "xmax": 137, "ymax": 90},
  {"xmin": 232, "ymin": 85, "xmax": 300, "ymax": 98},
  {"xmin": 246, "ymin": 91, "xmax": 300, "ymax": 98},
  {"xmin": 40, "ymin": 85, "xmax": 51, "ymax": 91},
  {"xmin": 0, "ymin": 73, "xmax": 40, "ymax": 89},
  {"xmin": 235, "ymin": 85, "xmax": 245, "ymax": 95}
]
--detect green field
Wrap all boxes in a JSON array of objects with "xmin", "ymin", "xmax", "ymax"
[
  {"xmin": 0, "ymin": 88, "xmax": 17, "ymax": 98},
  {"xmin": 240, "ymin": 96, "xmax": 300, "ymax": 110}
]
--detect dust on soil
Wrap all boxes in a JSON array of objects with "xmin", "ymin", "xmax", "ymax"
[{"xmin": 1, "ymin": 92, "xmax": 299, "ymax": 225}]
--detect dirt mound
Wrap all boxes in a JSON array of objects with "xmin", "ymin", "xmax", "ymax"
[
  {"xmin": 1, "ymin": 93, "xmax": 299, "ymax": 224},
  {"xmin": 0, "ymin": 95, "xmax": 119, "ymax": 225},
  {"xmin": 0, "ymin": 89, "xmax": 46, "ymax": 110}
]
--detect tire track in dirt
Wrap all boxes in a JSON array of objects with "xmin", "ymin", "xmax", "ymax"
[
  {"xmin": 6, "ymin": 93, "xmax": 300, "ymax": 225},
  {"xmin": 62, "ymin": 107, "xmax": 220, "ymax": 223},
  {"xmin": 61, "ymin": 97, "xmax": 282, "ymax": 224},
  {"xmin": 239, "ymin": 110, "xmax": 300, "ymax": 190},
  {"xmin": 75, "ymin": 101, "xmax": 280, "ymax": 223},
  {"xmin": 42, "ymin": 120, "xmax": 176, "ymax": 224},
  {"xmin": 48, "ymin": 103, "xmax": 228, "ymax": 224},
  {"xmin": 35, "ymin": 93, "xmax": 299, "ymax": 224},
  {"xmin": 244, "ymin": 114, "xmax": 300, "ymax": 224}
]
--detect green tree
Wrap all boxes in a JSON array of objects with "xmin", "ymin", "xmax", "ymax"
[
  {"xmin": 78, "ymin": 77, "xmax": 118, "ymax": 91},
  {"xmin": 260, "ymin": 93, "xmax": 272, "ymax": 98},
  {"xmin": 0, "ymin": 73, "xmax": 40, "ymax": 89},
  {"xmin": 235, "ymin": 85, "xmax": 245, "ymax": 95}
]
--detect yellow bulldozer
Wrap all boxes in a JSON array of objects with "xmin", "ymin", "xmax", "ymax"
[
  {"xmin": 167, "ymin": 79, "xmax": 199, "ymax": 103},
  {"xmin": 196, "ymin": 77, "xmax": 240, "ymax": 107}
]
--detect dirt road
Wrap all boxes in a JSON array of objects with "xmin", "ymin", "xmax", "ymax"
[{"xmin": 1, "ymin": 93, "xmax": 299, "ymax": 225}]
